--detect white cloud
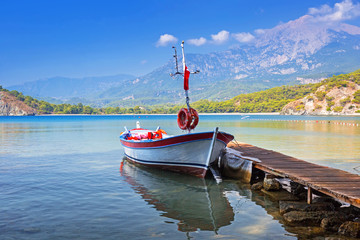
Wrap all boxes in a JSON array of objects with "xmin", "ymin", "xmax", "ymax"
[
  {"xmin": 211, "ymin": 30, "xmax": 229, "ymax": 44},
  {"xmin": 254, "ymin": 29, "xmax": 266, "ymax": 35},
  {"xmin": 187, "ymin": 37, "xmax": 207, "ymax": 46},
  {"xmin": 232, "ymin": 32, "xmax": 255, "ymax": 43},
  {"xmin": 234, "ymin": 74, "xmax": 248, "ymax": 79},
  {"xmin": 140, "ymin": 60, "xmax": 147, "ymax": 64},
  {"xmin": 280, "ymin": 68, "xmax": 296, "ymax": 75},
  {"xmin": 308, "ymin": 0, "xmax": 360, "ymax": 23},
  {"xmin": 156, "ymin": 34, "xmax": 178, "ymax": 47},
  {"xmin": 308, "ymin": 4, "xmax": 332, "ymax": 15}
]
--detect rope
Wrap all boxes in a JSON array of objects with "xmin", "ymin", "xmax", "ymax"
[
  {"xmin": 231, "ymin": 138, "xmax": 243, "ymax": 149},
  {"xmin": 218, "ymin": 132, "xmax": 242, "ymax": 149}
]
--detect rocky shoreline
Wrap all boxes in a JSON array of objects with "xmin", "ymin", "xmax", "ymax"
[
  {"xmin": 282, "ymin": 80, "xmax": 360, "ymax": 115},
  {"xmin": 249, "ymin": 174, "xmax": 360, "ymax": 238},
  {"xmin": 0, "ymin": 91, "xmax": 36, "ymax": 116},
  {"xmin": 221, "ymin": 147, "xmax": 360, "ymax": 239}
]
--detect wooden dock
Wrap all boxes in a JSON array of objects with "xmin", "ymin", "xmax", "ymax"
[{"xmin": 227, "ymin": 142, "xmax": 360, "ymax": 208}]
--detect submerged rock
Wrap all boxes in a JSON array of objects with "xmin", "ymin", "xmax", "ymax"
[
  {"xmin": 312, "ymin": 196, "xmax": 342, "ymax": 209},
  {"xmin": 263, "ymin": 179, "xmax": 281, "ymax": 191},
  {"xmin": 251, "ymin": 182, "xmax": 263, "ymax": 191},
  {"xmin": 279, "ymin": 201, "xmax": 335, "ymax": 215},
  {"xmin": 263, "ymin": 176, "xmax": 281, "ymax": 191},
  {"xmin": 321, "ymin": 217, "xmax": 345, "ymax": 232},
  {"xmin": 338, "ymin": 205, "xmax": 360, "ymax": 220},
  {"xmin": 290, "ymin": 182, "xmax": 307, "ymax": 195},
  {"xmin": 261, "ymin": 189, "xmax": 299, "ymax": 201},
  {"xmin": 283, "ymin": 211, "xmax": 345, "ymax": 226},
  {"xmin": 283, "ymin": 226, "xmax": 327, "ymax": 239},
  {"xmin": 338, "ymin": 221, "xmax": 360, "ymax": 238}
]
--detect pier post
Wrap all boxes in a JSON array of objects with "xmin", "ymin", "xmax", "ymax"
[{"xmin": 307, "ymin": 187, "xmax": 313, "ymax": 204}]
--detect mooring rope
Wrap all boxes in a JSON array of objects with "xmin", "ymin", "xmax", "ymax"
[{"xmin": 218, "ymin": 132, "xmax": 242, "ymax": 149}]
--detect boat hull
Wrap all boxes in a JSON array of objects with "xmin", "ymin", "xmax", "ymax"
[{"xmin": 120, "ymin": 131, "xmax": 234, "ymax": 178}]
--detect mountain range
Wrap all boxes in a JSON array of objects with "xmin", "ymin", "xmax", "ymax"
[{"xmin": 8, "ymin": 15, "xmax": 360, "ymax": 107}]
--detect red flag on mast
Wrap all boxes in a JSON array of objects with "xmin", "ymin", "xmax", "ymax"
[{"xmin": 184, "ymin": 65, "xmax": 190, "ymax": 90}]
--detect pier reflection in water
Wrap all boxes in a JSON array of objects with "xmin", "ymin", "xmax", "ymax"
[{"xmin": 120, "ymin": 161, "xmax": 234, "ymax": 234}]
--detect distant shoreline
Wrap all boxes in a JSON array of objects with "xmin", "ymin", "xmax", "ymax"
[
  {"xmin": 2, "ymin": 112, "xmax": 360, "ymax": 117},
  {"xmin": 199, "ymin": 112, "xmax": 280, "ymax": 115},
  {"xmin": 39, "ymin": 112, "xmax": 281, "ymax": 116},
  {"xmin": 36, "ymin": 112, "xmax": 360, "ymax": 116}
]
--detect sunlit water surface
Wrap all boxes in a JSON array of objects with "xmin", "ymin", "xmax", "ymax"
[{"xmin": 1, "ymin": 115, "xmax": 359, "ymax": 239}]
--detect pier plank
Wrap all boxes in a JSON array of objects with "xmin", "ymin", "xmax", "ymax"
[
  {"xmin": 308, "ymin": 182, "xmax": 360, "ymax": 186},
  {"xmin": 228, "ymin": 142, "xmax": 360, "ymax": 208}
]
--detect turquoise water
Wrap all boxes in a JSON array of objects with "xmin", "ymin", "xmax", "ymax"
[{"xmin": 1, "ymin": 115, "xmax": 359, "ymax": 239}]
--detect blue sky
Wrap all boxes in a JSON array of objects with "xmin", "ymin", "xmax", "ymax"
[{"xmin": 1, "ymin": 0, "xmax": 360, "ymax": 86}]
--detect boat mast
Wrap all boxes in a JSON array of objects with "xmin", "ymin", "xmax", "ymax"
[
  {"xmin": 170, "ymin": 41, "xmax": 200, "ymax": 132},
  {"xmin": 181, "ymin": 41, "xmax": 191, "ymax": 111},
  {"xmin": 171, "ymin": 46, "xmax": 181, "ymax": 76},
  {"xmin": 170, "ymin": 41, "xmax": 199, "ymax": 110}
]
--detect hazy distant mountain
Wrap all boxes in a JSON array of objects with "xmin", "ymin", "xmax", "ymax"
[
  {"xmin": 8, "ymin": 74, "xmax": 136, "ymax": 102},
  {"xmin": 9, "ymin": 15, "xmax": 360, "ymax": 107}
]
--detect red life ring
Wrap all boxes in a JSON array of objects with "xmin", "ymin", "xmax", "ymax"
[
  {"xmin": 189, "ymin": 108, "xmax": 199, "ymax": 130},
  {"xmin": 177, "ymin": 108, "xmax": 199, "ymax": 130},
  {"xmin": 177, "ymin": 108, "xmax": 191, "ymax": 130}
]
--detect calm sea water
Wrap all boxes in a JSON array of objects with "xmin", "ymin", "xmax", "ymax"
[{"xmin": 1, "ymin": 115, "xmax": 359, "ymax": 239}]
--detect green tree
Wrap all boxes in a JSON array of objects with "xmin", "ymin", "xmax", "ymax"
[
  {"xmin": 340, "ymin": 97, "xmax": 351, "ymax": 106},
  {"xmin": 77, "ymin": 103, "xmax": 84, "ymax": 113},
  {"xmin": 333, "ymin": 106, "xmax": 343, "ymax": 112},
  {"xmin": 315, "ymin": 91, "xmax": 326, "ymax": 101},
  {"xmin": 133, "ymin": 106, "xmax": 141, "ymax": 114},
  {"xmin": 353, "ymin": 90, "xmax": 360, "ymax": 104},
  {"xmin": 39, "ymin": 102, "xmax": 54, "ymax": 114},
  {"xmin": 9, "ymin": 90, "xmax": 20, "ymax": 97},
  {"xmin": 83, "ymin": 106, "xmax": 93, "ymax": 114}
]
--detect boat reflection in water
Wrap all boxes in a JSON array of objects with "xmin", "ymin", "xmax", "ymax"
[{"xmin": 120, "ymin": 161, "xmax": 234, "ymax": 233}]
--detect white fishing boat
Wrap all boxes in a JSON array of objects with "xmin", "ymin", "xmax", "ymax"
[
  {"xmin": 120, "ymin": 126, "xmax": 234, "ymax": 178},
  {"xmin": 120, "ymin": 41, "xmax": 234, "ymax": 179}
]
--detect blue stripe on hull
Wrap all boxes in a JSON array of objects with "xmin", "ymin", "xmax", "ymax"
[
  {"xmin": 124, "ymin": 153, "xmax": 208, "ymax": 169},
  {"xmin": 121, "ymin": 138, "xmax": 215, "ymax": 149}
]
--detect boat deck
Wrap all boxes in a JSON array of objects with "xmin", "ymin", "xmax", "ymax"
[{"xmin": 227, "ymin": 142, "xmax": 360, "ymax": 208}]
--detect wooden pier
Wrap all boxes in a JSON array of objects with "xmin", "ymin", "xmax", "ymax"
[{"xmin": 227, "ymin": 142, "xmax": 360, "ymax": 208}]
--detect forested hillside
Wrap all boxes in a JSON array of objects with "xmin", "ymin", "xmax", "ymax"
[
  {"xmin": 190, "ymin": 85, "xmax": 314, "ymax": 113},
  {"xmin": 0, "ymin": 84, "xmax": 313, "ymax": 114}
]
